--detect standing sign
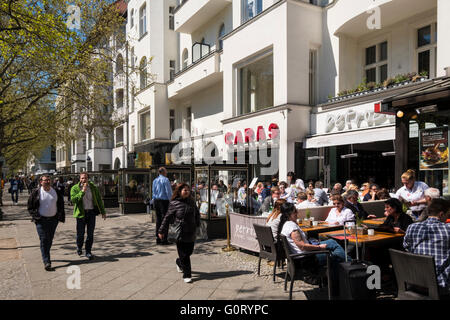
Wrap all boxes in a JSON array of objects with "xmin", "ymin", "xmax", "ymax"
[{"xmin": 420, "ymin": 127, "xmax": 449, "ymax": 171}]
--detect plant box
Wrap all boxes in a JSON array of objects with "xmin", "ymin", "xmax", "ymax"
[{"xmin": 347, "ymin": 226, "xmax": 368, "ymax": 235}]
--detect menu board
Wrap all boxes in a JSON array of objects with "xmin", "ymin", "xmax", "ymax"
[{"xmin": 420, "ymin": 127, "xmax": 449, "ymax": 170}]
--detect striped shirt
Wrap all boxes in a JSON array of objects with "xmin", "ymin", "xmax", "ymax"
[{"xmin": 403, "ymin": 217, "xmax": 450, "ymax": 288}]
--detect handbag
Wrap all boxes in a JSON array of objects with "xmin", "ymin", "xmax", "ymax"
[{"xmin": 167, "ymin": 219, "xmax": 183, "ymax": 243}]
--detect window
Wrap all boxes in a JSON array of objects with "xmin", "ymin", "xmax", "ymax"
[
  {"xmin": 239, "ymin": 53, "xmax": 274, "ymax": 115},
  {"xmin": 417, "ymin": 24, "xmax": 437, "ymax": 78},
  {"xmin": 139, "ymin": 4, "xmax": 147, "ymax": 38},
  {"xmin": 309, "ymin": 49, "xmax": 317, "ymax": 106},
  {"xmin": 131, "ymin": 85, "xmax": 135, "ymax": 112},
  {"xmin": 218, "ymin": 24, "xmax": 225, "ymax": 50},
  {"xmin": 182, "ymin": 49, "xmax": 188, "ymax": 69},
  {"xmin": 192, "ymin": 42, "xmax": 210, "ymax": 63},
  {"xmin": 140, "ymin": 112, "xmax": 150, "ymax": 141},
  {"xmin": 130, "ymin": 47, "xmax": 135, "ymax": 70},
  {"xmin": 116, "ymin": 89, "xmax": 124, "ymax": 109},
  {"xmin": 169, "ymin": 7, "xmax": 175, "ymax": 30},
  {"xmin": 130, "ymin": 9, "xmax": 134, "ymax": 28},
  {"xmin": 186, "ymin": 107, "xmax": 192, "ymax": 136},
  {"xmin": 130, "ymin": 125, "xmax": 135, "ymax": 151},
  {"xmin": 140, "ymin": 57, "xmax": 147, "ymax": 89},
  {"xmin": 170, "ymin": 109, "xmax": 175, "ymax": 137},
  {"xmin": 116, "ymin": 54, "xmax": 124, "ymax": 74},
  {"xmin": 82, "ymin": 139, "xmax": 86, "ymax": 154},
  {"xmin": 364, "ymin": 41, "xmax": 388, "ymax": 83},
  {"xmin": 242, "ymin": 0, "xmax": 263, "ymax": 23},
  {"xmin": 169, "ymin": 60, "xmax": 175, "ymax": 81},
  {"xmin": 115, "ymin": 126, "xmax": 124, "ymax": 147},
  {"xmin": 88, "ymin": 133, "xmax": 92, "ymax": 150}
]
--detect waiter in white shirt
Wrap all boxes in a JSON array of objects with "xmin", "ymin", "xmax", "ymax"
[
  {"xmin": 395, "ymin": 169, "xmax": 429, "ymax": 220},
  {"xmin": 27, "ymin": 175, "xmax": 65, "ymax": 271}
]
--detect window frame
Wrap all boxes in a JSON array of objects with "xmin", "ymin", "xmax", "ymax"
[
  {"xmin": 139, "ymin": 110, "xmax": 151, "ymax": 142},
  {"xmin": 415, "ymin": 22, "xmax": 437, "ymax": 78},
  {"xmin": 139, "ymin": 3, "xmax": 147, "ymax": 39},
  {"xmin": 363, "ymin": 41, "xmax": 388, "ymax": 84},
  {"xmin": 241, "ymin": 0, "xmax": 263, "ymax": 24}
]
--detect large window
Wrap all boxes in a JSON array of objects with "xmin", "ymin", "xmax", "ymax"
[
  {"xmin": 239, "ymin": 53, "xmax": 273, "ymax": 115},
  {"xmin": 170, "ymin": 109, "xmax": 175, "ymax": 137},
  {"xmin": 182, "ymin": 49, "xmax": 189, "ymax": 69},
  {"xmin": 309, "ymin": 49, "xmax": 317, "ymax": 106},
  {"xmin": 116, "ymin": 89, "xmax": 124, "ymax": 109},
  {"xmin": 417, "ymin": 24, "xmax": 437, "ymax": 78},
  {"xmin": 116, "ymin": 54, "xmax": 124, "ymax": 74},
  {"xmin": 139, "ymin": 4, "xmax": 147, "ymax": 38},
  {"xmin": 140, "ymin": 112, "xmax": 150, "ymax": 141},
  {"xmin": 115, "ymin": 126, "xmax": 124, "ymax": 147},
  {"xmin": 140, "ymin": 57, "xmax": 147, "ymax": 89},
  {"xmin": 169, "ymin": 60, "xmax": 175, "ymax": 81},
  {"xmin": 218, "ymin": 24, "xmax": 225, "ymax": 50},
  {"xmin": 186, "ymin": 107, "xmax": 192, "ymax": 136},
  {"xmin": 364, "ymin": 41, "xmax": 388, "ymax": 83},
  {"xmin": 169, "ymin": 6, "xmax": 175, "ymax": 30},
  {"xmin": 242, "ymin": 0, "xmax": 263, "ymax": 23}
]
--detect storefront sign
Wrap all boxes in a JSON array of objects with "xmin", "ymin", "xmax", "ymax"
[
  {"xmin": 225, "ymin": 123, "xmax": 279, "ymax": 145},
  {"xmin": 420, "ymin": 127, "xmax": 449, "ymax": 171},
  {"xmin": 229, "ymin": 212, "xmax": 266, "ymax": 252}
]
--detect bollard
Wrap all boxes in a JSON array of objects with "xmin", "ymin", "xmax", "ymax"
[{"xmin": 222, "ymin": 203, "xmax": 236, "ymax": 252}]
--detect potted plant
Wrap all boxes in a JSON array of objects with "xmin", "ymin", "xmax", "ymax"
[
  {"xmin": 303, "ymin": 209, "xmax": 312, "ymax": 226},
  {"xmin": 347, "ymin": 214, "xmax": 368, "ymax": 235}
]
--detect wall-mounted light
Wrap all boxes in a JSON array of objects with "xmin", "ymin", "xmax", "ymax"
[
  {"xmin": 396, "ymin": 110, "xmax": 404, "ymax": 118},
  {"xmin": 382, "ymin": 151, "xmax": 396, "ymax": 157},
  {"xmin": 308, "ymin": 156, "xmax": 324, "ymax": 161},
  {"xmin": 341, "ymin": 145, "xmax": 358, "ymax": 159}
]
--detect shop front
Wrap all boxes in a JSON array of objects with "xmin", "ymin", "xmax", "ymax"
[
  {"xmin": 382, "ymin": 76, "xmax": 450, "ymax": 198},
  {"xmin": 306, "ymin": 100, "xmax": 397, "ymax": 189}
]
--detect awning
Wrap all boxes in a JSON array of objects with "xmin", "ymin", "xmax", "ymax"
[{"xmin": 305, "ymin": 126, "xmax": 395, "ymax": 149}]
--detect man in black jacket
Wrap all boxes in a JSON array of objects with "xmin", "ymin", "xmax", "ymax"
[
  {"xmin": 344, "ymin": 190, "xmax": 376, "ymax": 220},
  {"xmin": 27, "ymin": 175, "xmax": 65, "ymax": 271}
]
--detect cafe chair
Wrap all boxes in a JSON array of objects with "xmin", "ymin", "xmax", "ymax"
[
  {"xmin": 389, "ymin": 249, "xmax": 447, "ymax": 300},
  {"xmin": 253, "ymin": 224, "xmax": 285, "ymax": 283},
  {"xmin": 280, "ymin": 235, "xmax": 332, "ymax": 300}
]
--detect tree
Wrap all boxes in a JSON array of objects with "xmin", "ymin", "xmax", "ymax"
[{"xmin": 0, "ymin": 0, "xmax": 126, "ymax": 176}]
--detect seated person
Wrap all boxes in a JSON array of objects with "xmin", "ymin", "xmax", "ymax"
[
  {"xmin": 266, "ymin": 199, "xmax": 287, "ymax": 241},
  {"xmin": 295, "ymin": 190, "xmax": 318, "ymax": 209},
  {"xmin": 376, "ymin": 198, "xmax": 413, "ymax": 234},
  {"xmin": 363, "ymin": 184, "xmax": 379, "ymax": 202},
  {"xmin": 326, "ymin": 195, "xmax": 355, "ymax": 226},
  {"xmin": 404, "ymin": 198, "xmax": 450, "ymax": 295},
  {"xmin": 345, "ymin": 190, "xmax": 376, "ymax": 220},
  {"xmin": 279, "ymin": 202, "xmax": 348, "ymax": 287},
  {"xmin": 258, "ymin": 187, "xmax": 281, "ymax": 215},
  {"xmin": 376, "ymin": 188, "xmax": 391, "ymax": 200},
  {"xmin": 313, "ymin": 181, "xmax": 329, "ymax": 206},
  {"xmin": 417, "ymin": 188, "xmax": 441, "ymax": 222}
]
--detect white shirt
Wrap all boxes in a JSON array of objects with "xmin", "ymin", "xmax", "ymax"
[
  {"xmin": 326, "ymin": 207, "xmax": 355, "ymax": 226},
  {"xmin": 83, "ymin": 185, "xmax": 94, "ymax": 210},
  {"xmin": 395, "ymin": 181, "xmax": 429, "ymax": 212},
  {"xmin": 295, "ymin": 200, "xmax": 319, "ymax": 210},
  {"xmin": 39, "ymin": 187, "xmax": 57, "ymax": 217},
  {"xmin": 281, "ymin": 221, "xmax": 309, "ymax": 255},
  {"xmin": 266, "ymin": 214, "xmax": 281, "ymax": 240}
]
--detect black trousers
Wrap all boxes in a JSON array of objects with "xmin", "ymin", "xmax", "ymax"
[
  {"xmin": 76, "ymin": 210, "xmax": 96, "ymax": 253},
  {"xmin": 35, "ymin": 217, "xmax": 59, "ymax": 264},
  {"xmin": 176, "ymin": 241, "xmax": 195, "ymax": 278},
  {"xmin": 154, "ymin": 199, "xmax": 169, "ymax": 241}
]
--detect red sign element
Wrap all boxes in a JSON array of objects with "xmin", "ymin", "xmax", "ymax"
[
  {"xmin": 226, "ymin": 123, "xmax": 279, "ymax": 145},
  {"xmin": 234, "ymin": 130, "xmax": 243, "ymax": 144},
  {"xmin": 256, "ymin": 126, "xmax": 266, "ymax": 142},
  {"xmin": 244, "ymin": 128, "xmax": 255, "ymax": 143},
  {"xmin": 268, "ymin": 123, "xmax": 279, "ymax": 139},
  {"xmin": 224, "ymin": 132, "xmax": 234, "ymax": 145}
]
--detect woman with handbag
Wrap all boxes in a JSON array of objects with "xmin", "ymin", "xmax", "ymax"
[{"xmin": 158, "ymin": 183, "xmax": 200, "ymax": 283}]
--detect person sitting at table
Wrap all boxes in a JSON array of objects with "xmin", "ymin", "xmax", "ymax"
[
  {"xmin": 403, "ymin": 198, "xmax": 450, "ymax": 296},
  {"xmin": 395, "ymin": 169, "xmax": 429, "ymax": 220},
  {"xmin": 279, "ymin": 202, "xmax": 349, "ymax": 287},
  {"xmin": 376, "ymin": 198, "xmax": 413, "ymax": 234},
  {"xmin": 258, "ymin": 187, "xmax": 281, "ymax": 215},
  {"xmin": 376, "ymin": 188, "xmax": 391, "ymax": 200},
  {"xmin": 325, "ymin": 195, "xmax": 355, "ymax": 226},
  {"xmin": 295, "ymin": 191, "xmax": 318, "ymax": 209},
  {"xmin": 314, "ymin": 181, "xmax": 329, "ymax": 206},
  {"xmin": 331, "ymin": 183, "xmax": 344, "ymax": 195},
  {"xmin": 416, "ymin": 188, "xmax": 441, "ymax": 222},
  {"xmin": 266, "ymin": 199, "xmax": 287, "ymax": 241},
  {"xmin": 345, "ymin": 190, "xmax": 377, "ymax": 220},
  {"xmin": 279, "ymin": 181, "xmax": 290, "ymax": 200},
  {"xmin": 363, "ymin": 184, "xmax": 380, "ymax": 202}
]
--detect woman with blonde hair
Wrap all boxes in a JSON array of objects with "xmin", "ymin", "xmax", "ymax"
[
  {"xmin": 266, "ymin": 199, "xmax": 287, "ymax": 241},
  {"xmin": 395, "ymin": 169, "xmax": 429, "ymax": 220}
]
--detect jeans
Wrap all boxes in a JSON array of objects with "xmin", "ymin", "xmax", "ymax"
[
  {"xmin": 11, "ymin": 190, "xmax": 19, "ymax": 203},
  {"xmin": 76, "ymin": 210, "xmax": 96, "ymax": 253},
  {"xmin": 176, "ymin": 241, "xmax": 195, "ymax": 278},
  {"xmin": 154, "ymin": 199, "xmax": 170, "ymax": 241},
  {"xmin": 35, "ymin": 217, "xmax": 59, "ymax": 264}
]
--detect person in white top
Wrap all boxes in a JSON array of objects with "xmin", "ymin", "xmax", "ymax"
[
  {"xmin": 27, "ymin": 175, "xmax": 65, "ymax": 271},
  {"xmin": 295, "ymin": 191, "xmax": 319, "ymax": 209},
  {"xmin": 395, "ymin": 169, "xmax": 429, "ymax": 220},
  {"xmin": 287, "ymin": 172, "xmax": 305, "ymax": 191},
  {"xmin": 265, "ymin": 199, "xmax": 287, "ymax": 241},
  {"xmin": 279, "ymin": 182, "xmax": 295, "ymax": 203},
  {"xmin": 326, "ymin": 195, "xmax": 355, "ymax": 226}
]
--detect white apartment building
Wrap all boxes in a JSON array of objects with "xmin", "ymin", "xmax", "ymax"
[{"xmin": 118, "ymin": 0, "xmax": 449, "ymax": 188}]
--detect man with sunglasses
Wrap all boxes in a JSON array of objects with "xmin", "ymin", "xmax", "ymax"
[{"xmin": 27, "ymin": 175, "xmax": 65, "ymax": 271}]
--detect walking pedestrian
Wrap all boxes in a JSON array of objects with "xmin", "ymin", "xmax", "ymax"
[
  {"xmin": 27, "ymin": 175, "xmax": 65, "ymax": 271},
  {"xmin": 153, "ymin": 167, "xmax": 173, "ymax": 245},
  {"xmin": 0, "ymin": 177, "xmax": 4, "ymax": 206},
  {"xmin": 9, "ymin": 175, "xmax": 20, "ymax": 205},
  {"xmin": 70, "ymin": 172, "xmax": 106, "ymax": 260},
  {"xmin": 158, "ymin": 183, "xmax": 200, "ymax": 283}
]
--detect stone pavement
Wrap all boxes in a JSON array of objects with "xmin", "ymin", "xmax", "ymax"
[{"xmin": 0, "ymin": 185, "xmax": 323, "ymax": 300}]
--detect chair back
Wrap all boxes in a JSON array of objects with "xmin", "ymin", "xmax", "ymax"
[
  {"xmin": 389, "ymin": 249, "xmax": 440, "ymax": 300},
  {"xmin": 280, "ymin": 235, "xmax": 297, "ymax": 274},
  {"xmin": 253, "ymin": 224, "xmax": 277, "ymax": 260}
]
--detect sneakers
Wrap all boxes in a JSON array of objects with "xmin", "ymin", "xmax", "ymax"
[
  {"xmin": 183, "ymin": 278, "xmax": 192, "ymax": 283},
  {"xmin": 176, "ymin": 264, "xmax": 183, "ymax": 273},
  {"xmin": 44, "ymin": 263, "xmax": 52, "ymax": 271},
  {"xmin": 85, "ymin": 253, "xmax": 94, "ymax": 260}
]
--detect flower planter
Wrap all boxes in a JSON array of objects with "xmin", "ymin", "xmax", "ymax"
[
  {"xmin": 303, "ymin": 219, "xmax": 313, "ymax": 227},
  {"xmin": 347, "ymin": 226, "xmax": 368, "ymax": 235}
]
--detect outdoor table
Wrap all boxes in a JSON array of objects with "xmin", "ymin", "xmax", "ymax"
[
  {"xmin": 297, "ymin": 221, "xmax": 342, "ymax": 236},
  {"xmin": 362, "ymin": 217, "xmax": 386, "ymax": 227},
  {"xmin": 318, "ymin": 230, "xmax": 404, "ymax": 261}
]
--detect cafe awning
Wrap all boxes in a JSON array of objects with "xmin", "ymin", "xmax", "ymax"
[{"xmin": 305, "ymin": 126, "xmax": 395, "ymax": 149}]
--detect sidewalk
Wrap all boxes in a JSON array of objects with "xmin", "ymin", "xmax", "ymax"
[{"xmin": 0, "ymin": 186, "xmax": 318, "ymax": 300}]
